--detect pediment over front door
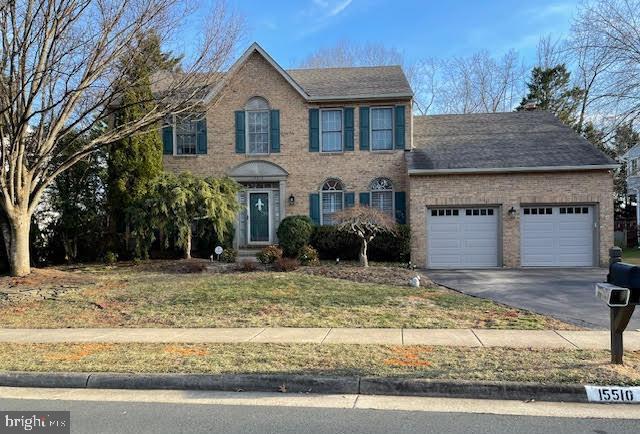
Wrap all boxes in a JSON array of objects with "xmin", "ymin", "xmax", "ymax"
[{"xmin": 228, "ymin": 160, "xmax": 288, "ymax": 182}]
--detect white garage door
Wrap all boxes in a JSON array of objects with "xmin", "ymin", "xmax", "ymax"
[
  {"xmin": 521, "ymin": 206, "xmax": 594, "ymax": 267},
  {"xmin": 427, "ymin": 207, "xmax": 499, "ymax": 268}
]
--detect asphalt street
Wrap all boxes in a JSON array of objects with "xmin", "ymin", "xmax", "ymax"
[{"xmin": 1, "ymin": 389, "xmax": 639, "ymax": 434}]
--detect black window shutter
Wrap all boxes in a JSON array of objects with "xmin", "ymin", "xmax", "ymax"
[
  {"xmin": 395, "ymin": 105, "xmax": 405, "ymax": 150},
  {"xmin": 235, "ymin": 111, "xmax": 245, "ymax": 154},
  {"xmin": 359, "ymin": 107, "xmax": 369, "ymax": 150},
  {"xmin": 270, "ymin": 110, "xmax": 280, "ymax": 153},
  {"xmin": 344, "ymin": 107, "xmax": 354, "ymax": 151},
  {"xmin": 309, "ymin": 109, "xmax": 319, "ymax": 152}
]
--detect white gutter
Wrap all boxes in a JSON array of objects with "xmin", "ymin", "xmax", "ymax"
[{"xmin": 408, "ymin": 164, "xmax": 619, "ymax": 175}]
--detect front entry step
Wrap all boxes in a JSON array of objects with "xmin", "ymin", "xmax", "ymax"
[{"xmin": 237, "ymin": 248, "xmax": 261, "ymax": 262}]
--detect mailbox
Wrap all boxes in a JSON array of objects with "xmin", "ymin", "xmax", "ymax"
[
  {"xmin": 609, "ymin": 262, "xmax": 640, "ymax": 289},
  {"xmin": 598, "ymin": 257, "xmax": 640, "ymax": 364}
]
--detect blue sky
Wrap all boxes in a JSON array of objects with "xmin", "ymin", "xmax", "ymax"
[{"xmin": 226, "ymin": 0, "xmax": 580, "ymax": 67}]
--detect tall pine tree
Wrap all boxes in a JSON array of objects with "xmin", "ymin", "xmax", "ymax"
[
  {"xmin": 108, "ymin": 32, "xmax": 179, "ymax": 256},
  {"xmin": 517, "ymin": 65, "xmax": 584, "ymax": 129}
]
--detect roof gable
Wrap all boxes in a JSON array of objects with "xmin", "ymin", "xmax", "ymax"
[{"xmin": 203, "ymin": 42, "xmax": 309, "ymax": 104}]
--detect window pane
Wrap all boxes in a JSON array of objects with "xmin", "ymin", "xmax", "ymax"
[
  {"xmin": 175, "ymin": 114, "xmax": 197, "ymax": 155},
  {"xmin": 372, "ymin": 130, "xmax": 393, "ymax": 150},
  {"xmin": 248, "ymin": 111, "xmax": 269, "ymax": 153},
  {"xmin": 321, "ymin": 110, "xmax": 342, "ymax": 152},
  {"xmin": 322, "ymin": 191, "xmax": 343, "ymax": 225},
  {"xmin": 371, "ymin": 108, "xmax": 393, "ymax": 150},
  {"xmin": 371, "ymin": 191, "xmax": 393, "ymax": 216}
]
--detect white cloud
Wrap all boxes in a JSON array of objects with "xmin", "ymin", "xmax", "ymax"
[
  {"xmin": 524, "ymin": 2, "xmax": 575, "ymax": 20},
  {"xmin": 329, "ymin": 0, "xmax": 353, "ymax": 16}
]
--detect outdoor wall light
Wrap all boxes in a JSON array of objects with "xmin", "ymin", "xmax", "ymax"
[
  {"xmin": 289, "ymin": 194, "xmax": 295, "ymax": 206},
  {"xmin": 508, "ymin": 206, "xmax": 517, "ymax": 217}
]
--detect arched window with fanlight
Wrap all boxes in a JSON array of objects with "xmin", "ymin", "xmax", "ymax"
[
  {"xmin": 245, "ymin": 96, "xmax": 270, "ymax": 154},
  {"xmin": 321, "ymin": 179, "xmax": 344, "ymax": 225},
  {"xmin": 370, "ymin": 177, "xmax": 394, "ymax": 217}
]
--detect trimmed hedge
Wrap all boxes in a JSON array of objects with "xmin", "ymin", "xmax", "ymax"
[{"xmin": 309, "ymin": 224, "xmax": 410, "ymax": 262}]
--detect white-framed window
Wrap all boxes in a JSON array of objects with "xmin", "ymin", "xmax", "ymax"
[
  {"xmin": 174, "ymin": 113, "xmax": 198, "ymax": 155},
  {"xmin": 630, "ymin": 158, "xmax": 639, "ymax": 176},
  {"xmin": 370, "ymin": 107, "xmax": 393, "ymax": 151},
  {"xmin": 321, "ymin": 109, "xmax": 343, "ymax": 152},
  {"xmin": 245, "ymin": 96, "xmax": 270, "ymax": 154},
  {"xmin": 321, "ymin": 178, "xmax": 344, "ymax": 225},
  {"xmin": 370, "ymin": 177, "xmax": 394, "ymax": 217}
]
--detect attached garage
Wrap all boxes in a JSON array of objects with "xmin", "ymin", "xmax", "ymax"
[
  {"xmin": 426, "ymin": 207, "xmax": 499, "ymax": 268},
  {"xmin": 520, "ymin": 205, "xmax": 595, "ymax": 267}
]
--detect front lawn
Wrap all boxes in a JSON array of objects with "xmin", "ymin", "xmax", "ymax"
[
  {"xmin": 622, "ymin": 247, "xmax": 640, "ymax": 265},
  {"xmin": 0, "ymin": 261, "xmax": 572, "ymax": 329},
  {"xmin": 0, "ymin": 343, "xmax": 637, "ymax": 385}
]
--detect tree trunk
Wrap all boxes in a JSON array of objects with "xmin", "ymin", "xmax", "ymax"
[
  {"xmin": 6, "ymin": 211, "xmax": 31, "ymax": 277},
  {"xmin": 185, "ymin": 225, "xmax": 192, "ymax": 259},
  {"xmin": 359, "ymin": 238, "xmax": 369, "ymax": 267}
]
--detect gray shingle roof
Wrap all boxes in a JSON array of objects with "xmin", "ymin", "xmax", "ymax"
[
  {"xmin": 286, "ymin": 66, "xmax": 412, "ymax": 100},
  {"xmin": 408, "ymin": 111, "xmax": 616, "ymax": 172}
]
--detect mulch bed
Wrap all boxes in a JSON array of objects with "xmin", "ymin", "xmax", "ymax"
[
  {"xmin": 300, "ymin": 264, "xmax": 431, "ymax": 287},
  {"xmin": 0, "ymin": 268, "xmax": 95, "ymax": 303}
]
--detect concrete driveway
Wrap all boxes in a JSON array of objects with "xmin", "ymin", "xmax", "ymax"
[{"xmin": 427, "ymin": 268, "xmax": 640, "ymax": 330}]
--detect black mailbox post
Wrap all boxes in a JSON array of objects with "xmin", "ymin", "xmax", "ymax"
[{"xmin": 601, "ymin": 248, "xmax": 640, "ymax": 364}]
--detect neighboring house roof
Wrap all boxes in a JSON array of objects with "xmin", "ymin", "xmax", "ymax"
[
  {"xmin": 408, "ymin": 111, "xmax": 617, "ymax": 174},
  {"xmin": 287, "ymin": 65, "xmax": 413, "ymax": 101},
  {"xmin": 622, "ymin": 144, "xmax": 640, "ymax": 160}
]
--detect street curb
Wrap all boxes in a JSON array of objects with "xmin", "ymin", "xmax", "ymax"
[
  {"xmin": 0, "ymin": 372, "xmax": 589, "ymax": 403},
  {"xmin": 359, "ymin": 378, "xmax": 587, "ymax": 403}
]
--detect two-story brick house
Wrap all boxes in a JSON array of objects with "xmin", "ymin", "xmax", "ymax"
[{"xmin": 162, "ymin": 42, "xmax": 617, "ymax": 268}]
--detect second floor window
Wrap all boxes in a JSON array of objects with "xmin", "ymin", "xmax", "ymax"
[
  {"xmin": 371, "ymin": 107, "xmax": 393, "ymax": 150},
  {"xmin": 245, "ymin": 96, "xmax": 270, "ymax": 154},
  {"xmin": 175, "ymin": 114, "xmax": 197, "ymax": 155},
  {"xmin": 321, "ymin": 109, "xmax": 342, "ymax": 152}
]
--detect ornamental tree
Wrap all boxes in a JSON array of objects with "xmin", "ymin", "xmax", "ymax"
[
  {"xmin": 135, "ymin": 172, "xmax": 240, "ymax": 259},
  {"xmin": 334, "ymin": 205, "xmax": 397, "ymax": 267},
  {"xmin": 0, "ymin": 0, "xmax": 243, "ymax": 276}
]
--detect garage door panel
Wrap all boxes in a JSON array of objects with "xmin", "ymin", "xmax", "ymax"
[
  {"xmin": 427, "ymin": 208, "xmax": 498, "ymax": 268},
  {"xmin": 521, "ymin": 206, "xmax": 594, "ymax": 267},
  {"xmin": 429, "ymin": 239, "xmax": 463, "ymax": 249},
  {"xmin": 522, "ymin": 238, "xmax": 554, "ymax": 248}
]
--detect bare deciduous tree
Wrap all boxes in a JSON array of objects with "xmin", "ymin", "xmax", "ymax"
[
  {"xmin": 536, "ymin": 34, "xmax": 565, "ymax": 70},
  {"xmin": 571, "ymin": 0, "xmax": 640, "ymax": 130},
  {"xmin": 435, "ymin": 50, "xmax": 526, "ymax": 114},
  {"xmin": 334, "ymin": 205, "xmax": 396, "ymax": 267},
  {"xmin": 0, "ymin": 0, "xmax": 243, "ymax": 276},
  {"xmin": 298, "ymin": 39, "xmax": 437, "ymax": 114}
]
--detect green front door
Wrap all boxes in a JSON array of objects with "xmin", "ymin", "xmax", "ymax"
[{"xmin": 249, "ymin": 192, "xmax": 270, "ymax": 243}]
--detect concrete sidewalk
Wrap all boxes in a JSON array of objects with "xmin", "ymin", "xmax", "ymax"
[{"xmin": 1, "ymin": 328, "xmax": 640, "ymax": 350}]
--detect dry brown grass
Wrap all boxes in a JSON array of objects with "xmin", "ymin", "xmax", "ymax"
[
  {"xmin": 0, "ymin": 261, "xmax": 574, "ymax": 330},
  {"xmin": 0, "ymin": 343, "xmax": 638, "ymax": 385}
]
